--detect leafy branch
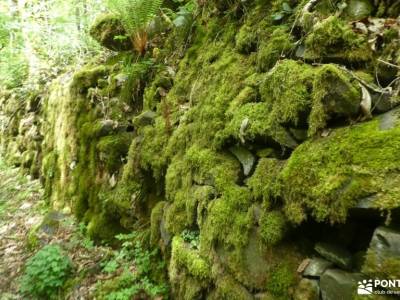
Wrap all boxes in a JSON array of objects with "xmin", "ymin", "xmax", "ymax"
[{"xmin": 107, "ymin": 0, "xmax": 163, "ymax": 55}]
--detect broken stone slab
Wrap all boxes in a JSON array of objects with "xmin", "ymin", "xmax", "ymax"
[
  {"xmin": 294, "ymin": 278, "xmax": 320, "ymax": 300},
  {"xmin": 303, "ymin": 257, "xmax": 334, "ymax": 278},
  {"xmin": 348, "ymin": 195, "xmax": 384, "ymax": 220},
  {"xmin": 229, "ymin": 146, "xmax": 255, "ymax": 176},
  {"xmin": 315, "ymin": 242, "xmax": 353, "ymax": 270},
  {"xmin": 367, "ymin": 226, "xmax": 400, "ymax": 259},
  {"xmin": 320, "ymin": 269, "xmax": 363, "ymax": 300}
]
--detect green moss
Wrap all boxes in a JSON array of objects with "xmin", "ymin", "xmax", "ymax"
[
  {"xmin": 89, "ymin": 13, "xmax": 131, "ymax": 51},
  {"xmin": 41, "ymin": 151, "xmax": 59, "ymax": 200},
  {"xmin": 96, "ymin": 132, "xmax": 132, "ymax": 173},
  {"xmin": 143, "ymin": 71, "xmax": 173, "ymax": 111},
  {"xmin": 362, "ymin": 250, "xmax": 400, "ymax": 282},
  {"xmin": 261, "ymin": 60, "xmax": 314, "ymax": 128},
  {"xmin": 209, "ymin": 275, "xmax": 253, "ymax": 300},
  {"xmin": 266, "ymin": 262, "xmax": 296, "ymax": 298},
  {"xmin": 227, "ymin": 86, "xmax": 258, "ymax": 114},
  {"xmin": 309, "ymin": 64, "xmax": 361, "ymax": 135},
  {"xmin": 164, "ymin": 198, "xmax": 188, "ymax": 235},
  {"xmin": 200, "ymin": 186, "xmax": 253, "ymax": 256},
  {"xmin": 170, "ymin": 236, "xmax": 211, "ymax": 279},
  {"xmin": 87, "ymin": 212, "xmax": 124, "ymax": 241},
  {"xmin": 259, "ymin": 211, "xmax": 288, "ymax": 246},
  {"xmin": 256, "ymin": 27, "xmax": 294, "ymax": 72},
  {"xmin": 246, "ymin": 158, "xmax": 284, "ymax": 205},
  {"xmin": 304, "ymin": 16, "xmax": 372, "ymax": 63},
  {"xmin": 280, "ymin": 111, "xmax": 400, "ymax": 224},
  {"xmin": 150, "ymin": 201, "xmax": 166, "ymax": 246},
  {"xmin": 217, "ymin": 102, "xmax": 295, "ymax": 148},
  {"xmin": 236, "ymin": 24, "xmax": 257, "ymax": 54},
  {"xmin": 71, "ymin": 65, "xmax": 109, "ymax": 94},
  {"xmin": 139, "ymin": 117, "xmax": 170, "ymax": 182}
]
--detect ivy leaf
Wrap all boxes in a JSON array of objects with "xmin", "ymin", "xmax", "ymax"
[
  {"xmin": 272, "ymin": 13, "xmax": 284, "ymax": 21},
  {"xmin": 282, "ymin": 2, "xmax": 292, "ymax": 13}
]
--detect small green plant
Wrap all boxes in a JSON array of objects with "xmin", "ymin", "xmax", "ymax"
[
  {"xmin": 20, "ymin": 245, "xmax": 73, "ymax": 299},
  {"xmin": 106, "ymin": 0, "xmax": 163, "ymax": 55},
  {"xmin": 181, "ymin": 229, "xmax": 200, "ymax": 249},
  {"xmin": 97, "ymin": 232, "xmax": 168, "ymax": 299},
  {"xmin": 271, "ymin": 2, "xmax": 293, "ymax": 22}
]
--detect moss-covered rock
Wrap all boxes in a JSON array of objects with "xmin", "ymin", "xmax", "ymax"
[
  {"xmin": 256, "ymin": 27, "xmax": 294, "ymax": 72},
  {"xmin": 89, "ymin": 14, "xmax": 131, "ymax": 51},
  {"xmin": 362, "ymin": 226, "xmax": 400, "ymax": 283},
  {"xmin": 169, "ymin": 236, "xmax": 211, "ymax": 299},
  {"xmin": 235, "ymin": 24, "xmax": 257, "ymax": 54},
  {"xmin": 304, "ymin": 16, "xmax": 372, "ymax": 63},
  {"xmin": 309, "ymin": 64, "xmax": 361, "ymax": 135},
  {"xmin": 280, "ymin": 107, "xmax": 400, "ymax": 224}
]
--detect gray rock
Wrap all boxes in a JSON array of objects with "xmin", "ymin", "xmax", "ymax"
[
  {"xmin": 315, "ymin": 242, "xmax": 353, "ymax": 270},
  {"xmin": 368, "ymin": 226, "xmax": 400, "ymax": 258},
  {"xmin": 216, "ymin": 227, "xmax": 270, "ymax": 289},
  {"xmin": 372, "ymin": 91, "xmax": 396, "ymax": 114},
  {"xmin": 160, "ymin": 212, "xmax": 171, "ymax": 247},
  {"xmin": 274, "ymin": 126, "xmax": 299, "ymax": 149},
  {"xmin": 349, "ymin": 195, "xmax": 383, "ymax": 219},
  {"xmin": 133, "ymin": 111, "xmax": 157, "ymax": 127},
  {"xmin": 229, "ymin": 146, "xmax": 255, "ymax": 176},
  {"xmin": 39, "ymin": 211, "xmax": 66, "ymax": 235},
  {"xmin": 294, "ymin": 278, "xmax": 320, "ymax": 300},
  {"xmin": 303, "ymin": 257, "xmax": 333, "ymax": 278},
  {"xmin": 98, "ymin": 119, "xmax": 115, "ymax": 136},
  {"xmin": 344, "ymin": 0, "xmax": 373, "ymax": 20},
  {"xmin": 320, "ymin": 269, "xmax": 363, "ymax": 300},
  {"xmin": 317, "ymin": 68, "xmax": 361, "ymax": 120},
  {"xmin": 379, "ymin": 107, "xmax": 400, "ymax": 131}
]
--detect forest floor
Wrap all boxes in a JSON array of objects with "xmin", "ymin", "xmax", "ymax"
[{"xmin": 0, "ymin": 160, "xmax": 114, "ymax": 300}]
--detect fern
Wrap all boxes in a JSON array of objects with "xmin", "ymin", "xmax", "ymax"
[{"xmin": 107, "ymin": 0, "xmax": 163, "ymax": 55}]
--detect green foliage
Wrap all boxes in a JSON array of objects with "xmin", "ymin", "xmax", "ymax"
[
  {"xmin": 271, "ymin": 2, "xmax": 294, "ymax": 22},
  {"xmin": 106, "ymin": 0, "xmax": 163, "ymax": 54},
  {"xmin": 0, "ymin": 0, "xmax": 102, "ymax": 92},
  {"xmin": 96, "ymin": 232, "xmax": 168, "ymax": 299},
  {"xmin": 0, "ymin": 12, "xmax": 28, "ymax": 89},
  {"xmin": 20, "ymin": 245, "xmax": 73, "ymax": 299},
  {"xmin": 181, "ymin": 229, "xmax": 200, "ymax": 249},
  {"xmin": 0, "ymin": 56, "xmax": 27, "ymax": 89}
]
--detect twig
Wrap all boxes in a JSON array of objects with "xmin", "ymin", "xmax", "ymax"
[{"xmin": 377, "ymin": 59, "xmax": 400, "ymax": 70}]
